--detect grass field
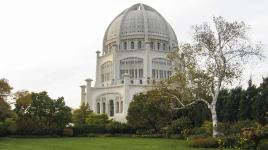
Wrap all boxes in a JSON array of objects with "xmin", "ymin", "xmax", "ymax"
[{"xmin": 0, "ymin": 137, "xmax": 224, "ymax": 150}]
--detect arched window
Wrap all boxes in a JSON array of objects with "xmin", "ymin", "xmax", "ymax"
[
  {"xmin": 102, "ymin": 102, "xmax": 106, "ymax": 113},
  {"xmin": 109, "ymin": 100, "xmax": 114, "ymax": 117},
  {"xmin": 120, "ymin": 57, "xmax": 143, "ymax": 79},
  {"xmin": 116, "ymin": 102, "xmax": 119, "ymax": 113},
  {"xmin": 131, "ymin": 41, "xmax": 134, "ymax": 49},
  {"xmin": 97, "ymin": 103, "xmax": 100, "ymax": 114},
  {"xmin": 120, "ymin": 101, "xmax": 123, "ymax": 113},
  {"xmin": 138, "ymin": 41, "xmax": 142, "ymax": 49},
  {"xmin": 124, "ymin": 41, "xmax": 127, "ymax": 50},
  {"xmin": 157, "ymin": 42, "xmax": 160, "ymax": 50}
]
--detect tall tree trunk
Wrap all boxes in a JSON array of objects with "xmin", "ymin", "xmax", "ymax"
[
  {"xmin": 211, "ymin": 79, "xmax": 221, "ymax": 137},
  {"xmin": 211, "ymin": 101, "xmax": 219, "ymax": 137}
]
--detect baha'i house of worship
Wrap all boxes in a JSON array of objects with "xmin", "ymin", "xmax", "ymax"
[{"xmin": 80, "ymin": 3, "xmax": 179, "ymax": 122}]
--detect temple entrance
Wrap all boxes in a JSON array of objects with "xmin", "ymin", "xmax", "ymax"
[{"xmin": 109, "ymin": 100, "xmax": 114, "ymax": 116}]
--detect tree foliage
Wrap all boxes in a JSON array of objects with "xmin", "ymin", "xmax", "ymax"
[
  {"xmin": 72, "ymin": 103, "xmax": 92, "ymax": 127},
  {"xmin": 217, "ymin": 77, "xmax": 268, "ymax": 124},
  {"xmin": 14, "ymin": 91, "xmax": 72, "ymax": 135},
  {"xmin": 0, "ymin": 79, "xmax": 17, "ymax": 136},
  {"xmin": 85, "ymin": 113, "xmax": 109, "ymax": 126},
  {"xmin": 162, "ymin": 16, "xmax": 263, "ymax": 137},
  {"xmin": 127, "ymin": 90, "xmax": 172, "ymax": 130}
]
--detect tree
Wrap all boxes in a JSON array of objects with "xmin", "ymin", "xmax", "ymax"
[
  {"xmin": 223, "ymin": 87, "xmax": 243, "ymax": 122},
  {"xmin": 0, "ymin": 79, "xmax": 17, "ymax": 136},
  {"xmin": 72, "ymin": 103, "xmax": 92, "ymax": 126},
  {"xmin": 127, "ymin": 90, "xmax": 172, "ymax": 130},
  {"xmin": 14, "ymin": 91, "xmax": 72, "ymax": 135},
  {"xmin": 252, "ymin": 77, "xmax": 268, "ymax": 124},
  {"xmin": 0, "ymin": 79, "xmax": 13, "ymax": 120},
  {"xmin": 85, "ymin": 113, "xmax": 109, "ymax": 126},
  {"xmin": 174, "ymin": 101, "xmax": 211, "ymax": 127},
  {"xmin": 162, "ymin": 16, "xmax": 263, "ymax": 137},
  {"xmin": 0, "ymin": 79, "xmax": 12, "ymax": 100},
  {"xmin": 238, "ymin": 78, "xmax": 257, "ymax": 120}
]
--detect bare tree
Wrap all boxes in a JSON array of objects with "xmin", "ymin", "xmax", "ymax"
[{"xmin": 162, "ymin": 16, "xmax": 264, "ymax": 137}]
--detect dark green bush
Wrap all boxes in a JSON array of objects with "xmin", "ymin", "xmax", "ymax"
[
  {"xmin": 62, "ymin": 128, "xmax": 73, "ymax": 137},
  {"xmin": 136, "ymin": 129, "xmax": 156, "ymax": 135},
  {"xmin": 133, "ymin": 134, "xmax": 164, "ymax": 138},
  {"xmin": 218, "ymin": 120, "xmax": 256, "ymax": 135},
  {"xmin": 256, "ymin": 124, "xmax": 268, "ymax": 141},
  {"xmin": 73, "ymin": 124, "xmax": 106, "ymax": 135},
  {"xmin": 105, "ymin": 121, "xmax": 134, "ymax": 134},
  {"xmin": 218, "ymin": 135, "xmax": 257, "ymax": 149},
  {"xmin": 258, "ymin": 139, "xmax": 268, "ymax": 150},
  {"xmin": 218, "ymin": 135, "xmax": 238, "ymax": 148},
  {"xmin": 167, "ymin": 117, "xmax": 192, "ymax": 135},
  {"xmin": 189, "ymin": 137, "xmax": 218, "ymax": 148},
  {"xmin": 0, "ymin": 118, "xmax": 17, "ymax": 136},
  {"xmin": 85, "ymin": 113, "xmax": 109, "ymax": 126}
]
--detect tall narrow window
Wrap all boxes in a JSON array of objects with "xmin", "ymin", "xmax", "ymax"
[
  {"xmin": 152, "ymin": 69, "xmax": 155, "ymax": 78},
  {"xmin": 120, "ymin": 101, "xmax": 123, "ymax": 113},
  {"xmin": 157, "ymin": 43, "xmax": 160, "ymax": 50},
  {"xmin": 138, "ymin": 69, "xmax": 143, "ymax": 78},
  {"xmin": 109, "ymin": 100, "xmax": 114, "ymax": 117},
  {"xmin": 138, "ymin": 41, "xmax": 142, "ymax": 49},
  {"xmin": 131, "ymin": 41, "xmax": 134, "ymax": 49},
  {"xmin": 116, "ymin": 102, "xmax": 119, "ymax": 113},
  {"xmin": 102, "ymin": 102, "xmax": 106, "ymax": 113},
  {"xmin": 124, "ymin": 41, "xmax": 127, "ymax": 50},
  {"xmin": 97, "ymin": 103, "xmax": 100, "ymax": 114},
  {"xmin": 163, "ymin": 43, "xmax": 166, "ymax": 50},
  {"xmin": 150, "ymin": 42, "xmax": 154, "ymax": 50}
]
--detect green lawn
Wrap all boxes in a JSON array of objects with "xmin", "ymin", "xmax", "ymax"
[{"xmin": 0, "ymin": 137, "xmax": 223, "ymax": 150}]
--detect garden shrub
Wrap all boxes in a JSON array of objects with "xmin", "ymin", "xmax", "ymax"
[
  {"xmin": 0, "ymin": 118, "xmax": 16, "ymax": 136},
  {"xmin": 85, "ymin": 113, "xmax": 109, "ymax": 126},
  {"xmin": 73, "ymin": 124, "xmax": 106, "ymax": 135},
  {"xmin": 258, "ymin": 139, "xmax": 268, "ymax": 150},
  {"xmin": 219, "ymin": 120, "xmax": 256, "ymax": 135},
  {"xmin": 167, "ymin": 117, "xmax": 192, "ymax": 135},
  {"xmin": 105, "ymin": 121, "xmax": 134, "ymax": 134},
  {"xmin": 189, "ymin": 137, "xmax": 218, "ymax": 148},
  {"xmin": 256, "ymin": 124, "xmax": 268, "ymax": 141},
  {"xmin": 218, "ymin": 135, "xmax": 238, "ymax": 148},
  {"xmin": 190, "ymin": 127, "xmax": 208, "ymax": 137},
  {"xmin": 189, "ymin": 121, "xmax": 213, "ymax": 137},
  {"xmin": 62, "ymin": 128, "xmax": 73, "ymax": 137},
  {"xmin": 136, "ymin": 129, "xmax": 157, "ymax": 135},
  {"xmin": 218, "ymin": 134, "xmax": 256, "ymax": 149}
]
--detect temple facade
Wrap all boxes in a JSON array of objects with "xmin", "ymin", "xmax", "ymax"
[{"xmin": 80, "ymin": 3, "xmax": 178, "ymax": 122}]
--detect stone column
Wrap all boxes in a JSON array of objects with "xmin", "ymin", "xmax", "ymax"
[
  {"xmin": 144, "ymin": 41, "xmax": 151, "ymax": 84},
  {"xmin": 112, "ymin": 44, "xmax": 117, "ymax": 85},
  {"xmin": 95, "ymin": 51, "xmax": 101, "ymax": 87},
  {"xmin": 80, "ymin": 85, "xmax": 86, "ymax": 105},
  {"xmin": 123, "ymin": 73, "xmax": 130, "ymax": 114},
  {"xmin": 85, "ymin": 78, "xmax": 93, "ymax": 110}
]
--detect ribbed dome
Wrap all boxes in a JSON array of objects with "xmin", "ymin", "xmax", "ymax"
[{"xmin": 103, "ymin": 3, "xmax": 178, "ymax": 51}]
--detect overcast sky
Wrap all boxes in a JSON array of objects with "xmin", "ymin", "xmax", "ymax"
[{"xmin": 0, "ymin": 0, "xmax": 267, "ymax": 108}]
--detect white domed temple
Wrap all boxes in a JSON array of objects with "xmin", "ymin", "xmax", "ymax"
[{"xmin": 80, "ymin": 3, "xmax": 178, "ymax": 122}]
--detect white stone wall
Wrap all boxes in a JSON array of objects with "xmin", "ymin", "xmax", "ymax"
[{"xmin": 80, "ymin": 3, "xmax": 179, "ymax": 122}]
